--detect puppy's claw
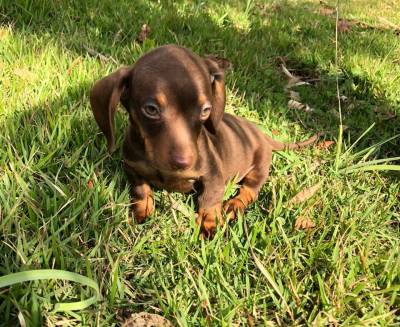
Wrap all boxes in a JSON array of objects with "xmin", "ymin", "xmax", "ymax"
[
  {"xmin": 196, "ymin": 204, "xmax": 223, "ymax": 237},
  {"xmin": 223, "ymin": 198, "xmax": 246, "ymax": 220},
  {"xmin": 223, "ymin": 186, "xmax": 256, "ymax": 220},
  {"xmin": 130, "ymin": 196, "xmax": 154, "ymax": 224}
]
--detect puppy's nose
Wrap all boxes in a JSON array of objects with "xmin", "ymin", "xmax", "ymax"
[{"xmin": 170, "ymin": 154, "xmax": 193, "ymax": 170}]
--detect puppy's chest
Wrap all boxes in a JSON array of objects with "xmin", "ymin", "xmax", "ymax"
[{"xmin": 124, "ymin": 159, "xmax": 200, "ymax": 193}]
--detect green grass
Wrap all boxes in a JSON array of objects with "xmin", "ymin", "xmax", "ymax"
[{"xmin": 1, "ymin": 0, "xmax": 399, "ymax": 325}]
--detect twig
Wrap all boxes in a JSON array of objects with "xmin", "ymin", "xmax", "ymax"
[{"xmin": 83, "ymin": 45, "xmax": 118, "ymax": 64}]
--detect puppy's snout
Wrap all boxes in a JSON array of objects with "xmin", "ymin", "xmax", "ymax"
[{"xmin": 170, "ymin": 153, "xmax": 194, "ymax": 170}]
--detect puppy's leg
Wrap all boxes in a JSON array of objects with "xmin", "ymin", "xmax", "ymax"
[
  {"xmin": 124, "ymin": 165, "xmax": 154, "ymax": 223},
  {"xmin": 224, "ymin": 149, "xmax": 272, "ymax": 219},
  {"xmin": 196, "ymin": 177, "xmax": 225, "ymax": 237}
]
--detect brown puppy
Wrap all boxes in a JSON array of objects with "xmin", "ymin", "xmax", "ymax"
[{"xmin": 90, "ymin": 45, "xmax": 318, "ymax": 236}]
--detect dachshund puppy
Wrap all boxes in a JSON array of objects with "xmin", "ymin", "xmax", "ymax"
[{"xmin": 90, "ymin": 45, "xmax": 318, "ymax": 236}]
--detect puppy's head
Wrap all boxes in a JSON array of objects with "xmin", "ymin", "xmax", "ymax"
[{"xmin": 90, "ymin": 45, "xmax": 230, "ymax": 172}]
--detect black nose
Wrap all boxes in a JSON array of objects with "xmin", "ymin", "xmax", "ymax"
[{"xmin": 170, "ymin": 154, "xmax": 193, "ymax": 170}]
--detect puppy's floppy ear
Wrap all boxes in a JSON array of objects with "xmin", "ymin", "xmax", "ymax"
[
  {"xmin": 90, "ymin": 67, "xmax": 132, "ymax": 153},
  {"xmin": 203, "ymin": 55, "xmax": 232, "ymax": 134}
]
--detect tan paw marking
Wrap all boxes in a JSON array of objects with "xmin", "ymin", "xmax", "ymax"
[
  {"xmin": 131, "ymin": 195, "xmax": 154, "ymax": 224},
  {"xmin": 223, "ymin": 186, "xmax": 256, "ymax": 220},
  {"xmin": 196, "ymin": 204, "xmax": 223, "ymax": 237}
]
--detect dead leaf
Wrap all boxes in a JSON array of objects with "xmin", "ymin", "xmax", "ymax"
[
  {"xmin": 13, "ymin": 68, "xmax": 34, "ymax": 80},
  {"xmin": 383, "ymin": 111, "xmax": 396, "ymax": 120},
  {"xmin": 281, "ymin": 63, "xmax": 301, "ymax": 88},
  {"xmin": 373, "ymin": 106, "xmax": 397, "ymax": 120},
  {"xmin": 288, "ymin": 99, "xmax": 304, "ymax": 110},
  {"xmin": 121, "ymin": 312, "xmax": 173, "ymax": 327},
  {"xmin": 271, "ymin": 129, "xmax": 280, "ymax": 136},
  {"xmin": 67, "ymin": 57, "xmax": 82, "ymax": 75},
  {"xmin": 319, "ymin": 7, "xmax": 335, "ymax": 16},
  {"xmin": 0, "ymin": 28, "xmax": 10, "ymax": 39},
  {"xmin": 205, "ymin": 54, "xmax": 232, "ymax": 70},
  {"xmin": 309, "ymin": 158, "xmax": 324, "ymax": 172},
  {"xmin": 295, "ymin": 216, "xmax": 315, "ymax": 230},
  {"xmin": 317, "ymin": 140, "xmax": 335, "ymax": 150},
  {"xmin": 247, "ymin": 313, "xmax": 256, "ymax": 327},
  {"xmin": 166, "ymin": 192, "xmax": 191, "ymax": 217},
  {"xmin": 288, "ymin": 90, "xmax": 300, "ymax": 101},
  {"xmin": 304, "ymin": 104, "xmax": 314, "ymax": 112},
  {"xmin": 338, "ymin": 19, "xmax": 352, "ymax": 33},
  {"xmin": 201, "ymin": 300, "xmax": 210, "ymax": 309},
  {"xmin": 288, "ymin": 181, "xmax": 323, "ymax": 205},
  {"xmin": 318, "ymin": 0, "xmax": 335, "ymax": 16},
  {"xmin": 84, "ymin": 45, "xmax": 118, "ymax": 64},
  {"xmin": 288, "ymin": 100, "xmax": 314, "ymax": 112},
  {"xmin": 281, "ymin": 63, "xmax": 310, "ymax": 89},
  {"xmin": 87, "ymin": 180, "xmax": 94, "ymax": 189},
  {"xmin": 136, "ymin": 24, "xmax": 151, "ymax": 43}
]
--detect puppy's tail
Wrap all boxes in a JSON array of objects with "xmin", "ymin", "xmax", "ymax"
[{"xmin": 267, "ymin": 132, "xmax": 323, "ymax": 151}]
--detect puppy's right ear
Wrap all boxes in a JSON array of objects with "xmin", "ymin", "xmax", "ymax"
[{"xmin": 90, "ymin": 67, "xmax": 132, "ymax": 153}]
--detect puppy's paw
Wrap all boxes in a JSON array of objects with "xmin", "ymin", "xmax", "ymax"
[
  {"xmin": 131, "ymin": 195, "xmax": 154, "ymax": 224},
  {"xmin": 223, "ymin": 186, "xmax": 256, "ymax": 220},
  {"xmin": 223, "ymin": 198, "xmax": 246, "ymax": 220},
  {"xmin": 195, "ymin": 204, "xmax": 223, "ymax": 237}
]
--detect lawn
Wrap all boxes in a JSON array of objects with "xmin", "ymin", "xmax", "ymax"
[{"xmin": 0, "ymin": 0, "xmax": 399, "ymax": 325}]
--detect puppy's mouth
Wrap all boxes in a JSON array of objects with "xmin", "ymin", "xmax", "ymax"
[{"xmin": 155, "ymin": 166, "xmax": 200, "ymax": 180}]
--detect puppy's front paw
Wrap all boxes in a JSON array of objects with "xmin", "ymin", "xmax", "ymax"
[
  {"xmin": 196, "ymin": 204, "xmax": 223, "ymax": 237},
  {"xmin": 223, "ymin": 198, "xmax": 246, "ymax": 220},
  {"xmin": 223, "ymin": 186, "xmax": 256, "ymax": 220},
  {"xmin": 131, "ymin": 195, "xmax": 154, "ymax": 223}
]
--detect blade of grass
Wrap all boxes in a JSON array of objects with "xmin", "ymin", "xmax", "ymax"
[
  {"xmin": 243, "ymin": 221, "xmax": 294, "ymax": 321},
  {"xmin": 340, "ymin": 157, "xmax": 400, "ymax": 172},
  {"xmin": 346, "ymin": 134, "xmax": 400, "ymax": 162},
  {"xmin": 342, "ymin": 122, "xmax": 375, "ymax": 157},
  {"xmin": 0, "ymin": 270, "xmax": 100, "ymax": 312},
  {"xmin": 343, "ymin": 164, "xmax": 400, "ymax": 173},
  {"xmin": 334, "ymin": 3, "xmax": 343, "ymax": 172}
]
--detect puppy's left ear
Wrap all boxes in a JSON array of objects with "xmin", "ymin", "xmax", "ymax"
[{"xmin": 203, "ymin": 55, "xmax": 232, "ymax": 134}]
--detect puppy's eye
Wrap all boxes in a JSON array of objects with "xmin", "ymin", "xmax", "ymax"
[
  {"xmin": 142, "ymin": 104, "xmax": 160, "ymax": 119},
  {"xmin": 200, "ymin": 105, "xmax": 212, "ymax": 120}
]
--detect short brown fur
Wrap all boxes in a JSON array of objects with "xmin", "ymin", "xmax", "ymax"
[{"xmin": 90, "ymin": 45, "xmax": 319, "ymax": 236}]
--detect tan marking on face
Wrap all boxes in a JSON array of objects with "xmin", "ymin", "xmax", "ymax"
[
  {"xmin": 198, "ymin": 93, "xmax": 209, "ymax": 107},
  {"xmin": 155, "ymin": 92, "xmax": 168, "ymax": 108}
]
